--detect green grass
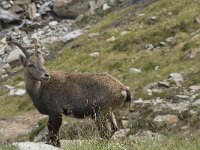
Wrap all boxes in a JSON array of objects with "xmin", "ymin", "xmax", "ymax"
[{"xmin": 61, "ymin": 131, "xmax": 200, "ymax": 150}]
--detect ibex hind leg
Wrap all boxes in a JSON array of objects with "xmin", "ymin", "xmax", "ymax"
[
  {"xmin": 46, "ymin": 114, "xmax": 62, "ymax": 147},
  {"xmin": 108, "ymin": 111, "xmax": 119, "ymax": 133},
  {"xmin": 94, "ymin": 114, "xmax": 113, "ymax": 139}
]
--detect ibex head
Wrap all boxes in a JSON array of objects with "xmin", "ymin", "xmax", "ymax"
[{"xmin": 8, "ymin": 38, "xmax": 50, "ymax": 81}]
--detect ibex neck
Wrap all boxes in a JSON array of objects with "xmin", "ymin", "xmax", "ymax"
[{"xmin": 24, "ymin": 71, "xmax": 41, "ymax": 100}]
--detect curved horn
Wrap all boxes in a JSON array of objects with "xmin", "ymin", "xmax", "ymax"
[
  {"xmin": 8, "ymin": 41, "xmax": 30, "ymax": 58},
  {"xmin": 31, "ymin": 38, "xmax": 38, "ymax": 54}
]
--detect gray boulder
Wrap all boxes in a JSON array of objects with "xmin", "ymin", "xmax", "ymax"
[
  {"xmin": 63, "ymin": 29, "xmax": 83, "ymax": 43},
  {"xmin": 12, "ymin": 142, "xmax": 61, "ymax": 150},
  {"xmin": 53, "ymin": 0, "xmax": 91, "ymax": 18},
  {"xmin": 0, "ymin": 9, "xmax": 19, "ymax": 23}
]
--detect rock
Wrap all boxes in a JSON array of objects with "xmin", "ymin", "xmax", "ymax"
[
  {"xmin": 166, "ymin": 37, "xmax": 175, "ymax": 43},
  {"xmin": 89, "ymin": 52, "xmax": 100, "ymax": 57},
  {"xmin": 63, "ymin": 29, "xmax": 83, "ymax": 43},
  {"xmin": 175, "ymin": 95, "xmax": 190, "ymax": 100},
  {"xmin": 38, "ymin": 1, "xmax": 53, "ymax": 15},
  {"xmin": 129, "ymin": 68, "xmax": 141, "ymax": 74},
  {"xmin": 168, "ymin": 73, "xmax": 184, "ymax": 82},
  {"xmin": 12, "ymin": 5, "xmax": 24, "ymax": 13},
  {"xmin": 53, "ymin": 0, "xmax": 90, "ymax": 18},
  {"xmin": 49, "ymin": 21, "xmax": 58, "ymax": 27},
  {"xmin": 6, "ymin": 48, "xmax": 25, "ymax": 64},
  {"xmin": 112, "ymin": 129, "xmax": 130, "ymax": 140},
  {"xmin": 88, "ymin": 33, "xmax": 99, "ymax": 38},
  {"xmin": 158, "ymin": 81, "xmax": 170, "ymax": 88},
  {"xmin": 2, "ymin": 85, "xmax": 15, "ymax": 91},
  {"xmin": 9, "ymin": 89, "xmax": 26, "ymax": 96},
  {"xmin": 88, "ymin": 1, "xmax": 96, "ymax": 15},
  {"xmin": 1, "ymin": 1, "xmax": 11, "ymax": 10},
  {"xmin": 0, "ymin": 37, "xmax": 7, "ymax": 55},
  {"xmin": 145, "ymin": 44, "xmax": 154, "ymax": 50},
  {"xmin": 137, "ymin": 13, "xmax": 145, "ymax": 17},
  {"xmin": 192, "ymin": 99, "xmax": 200, "ymax": 106},
  {"xmin": 155, "ymin": 66, "xmax": 160, "ymax": 70},
  {"xmin": 120, "ymin": 31, "xmax": 129, "ymax": 36},
  {"xmin": 129, "ymin": 130, "xmax": 164, "ymax": 142},
  {"xmin": 32, "ymin": 13, "xmax": 42, "ymax": 21},
  {"xmin": 106, "ymin": 36, "xmax": 116, "ymax": 42},
  {"xmin": 144, "ymin": 82, "xmax": 158, "ymax": 90},
  {"xmin": 12, "ymin": 142, "xmax": 61, "ymax": 150},
  {"xmin": 160, "ymin": 41, "xmax": 166, "ymax": 46},
  {"xmin": 190, "ymin": 85, "xmax": 200, "ymax": 92},
  {"xmin": 0, "ymin": 8, "xmax": 19, "ymax": 23},
  {"xmin": 121, "ymin": 119, "xmax": 129, "ymax": 128},
  {"xmin": 153, "ymin": 115, "xmax": 179, "ymax": 125},
  {"xmin": 150, "ymin": 16, "xmax": 156, "ymax": 20},
  {"xmin": 103, "ymin": 3, "xmax": 110, "ymax": 10},
  {"xmin": 26, "ymin": 3, "xmax": 37, "ymax": 20}
]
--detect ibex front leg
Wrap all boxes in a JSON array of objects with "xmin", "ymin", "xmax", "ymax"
[{"xmin": 46, "ymin": 114, "xmax": 62, "ymax": 147}]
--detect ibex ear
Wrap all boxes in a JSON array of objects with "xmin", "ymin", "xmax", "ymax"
[{"xmin": 19, "ymin": 54, "xmax": 27, "ymax": 66}]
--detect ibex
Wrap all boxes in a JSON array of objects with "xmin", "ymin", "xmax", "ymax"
[{"xmin": 8, "ymin": 39, "xmax": 131, "ymax": 147}]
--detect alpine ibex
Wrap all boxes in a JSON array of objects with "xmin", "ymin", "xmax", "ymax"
[{"xmin": 8, "ymin": 39, "xmax": 131, "ymax": 147}]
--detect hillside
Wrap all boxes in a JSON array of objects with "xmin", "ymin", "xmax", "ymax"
[{"xmin": 1, "ymin": 0, "xmax": 200, "ymax": 149}]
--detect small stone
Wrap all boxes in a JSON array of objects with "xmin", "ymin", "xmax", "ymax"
[
  {"xmin": 144, "ymin": 82, "xmax": 158, "ymax": 90},
  {"xmin": 150, "ymin": 16, "xmax": 156, "ymax": 20},
  {"xmin": 167, "ymin": 12, "xmax": 172, "ymax": 16},
  {"xmin": 152, "ymin": 89, "xmax": 162, "ymax": 93},
  {"xmin": 137, "ymin": 13, "xmax": 145, "ymax": 17},
  {"xmin": 3, "ymin": 85, "xmax": 15, "ymax": 91},
  {"xmin": 155, "ymin": 66, "xmax": 160, "ymax": 70},
  {"xmin": 166, "ymin": 37, "xmax": 175, "ymax": 43},
  {"xmin": 145, "ymin": 44, "xmax": 154, "ymax": 50},
  {"xmin": 175, "ymin": 95, "xmax": 190, "ymax": 100},
  {"xmin": 112, "ymin": 129, "xmax": 130, "ymax": 140},
  {"xmin": 189, "ymin": 85, "xmax": 200, "ymax": 91},
  {"xmin": 122, "ymin": 120, "xmax": 129, "ymax": 128},
  {"xmin": 106, "ymin": 36, "xmax": 116, "ymax": 42},
  {"xmin": 120, "ymin": 31, "xmax": 129, "ymax": 36},
  {"xmin": 192, "ymin": 99, "xmax": 200, "ymax": 106},
  {"xmin": 1, "ymin": 1, "xmax": 11, "ymax": 9},
  {"xmin": 9, "ymin": 89, "xmax": 26, "ymax": 96},
  {"xmin": 158, "ymin": 81, "xmax": 170, "ymax": 88},
  {"xmin": 160, "ymin": 42, "xmax": 166, "ymax": 46},
  {"xmin": 168, "ymin": 73, "xmax": 184, "ymax": 82},
  {"xmin": 88, "ymin": 33, "xmax": 99, "ymax": 38},
  {"xmin": 16, "ymin": 81, "xmax": 25, "ymax": 87},
  {"xmin": 89, "ymin": 52, "xmax": 100, "ymax": 57},
  {"xmin": 153, "ymin": 115, "xmax": 179, "ymax": 125},
  {"xmin": 49, "ymin": 21, "xmax": 58, "ymax": 27},
  {"xmin": 129, "ymin": 68, "xmax": 141, "ymax": 74},
  {"xmin": 6, "ymin": 48, "xmax": 25, "ymax": 63},
  {"xmin": 63, "ymin": 29, "xmax": 83, "ymax": 43},
  {"xmin": 103, "ymin": 3, "xmax": 110, "ymax": 10},
  {"xmin": 12, "ymin": 142, "xmax": 61, "ymax": 150}
]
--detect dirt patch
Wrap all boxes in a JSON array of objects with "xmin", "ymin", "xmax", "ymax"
[{"xmin": 0, "ymin": 111, "xmax": 46, "ymax": 144}]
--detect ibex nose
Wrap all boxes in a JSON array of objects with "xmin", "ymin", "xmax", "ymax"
[
  {"xmin": 41, "ymin": 73, "xmax": 50, "ymax": 81},
  {"xmin": 44, "ymin": 74, "xmax": 50, "ymax": 78}
]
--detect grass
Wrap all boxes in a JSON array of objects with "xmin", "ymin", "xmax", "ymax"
[{"xmin": 60, "ymin": 131, "xmax": 200, "ymax": 150}]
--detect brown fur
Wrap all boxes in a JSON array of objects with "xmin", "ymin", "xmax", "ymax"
[{"xmin": 8, "ymin": 40, "xmax": 131, "ymax": 147}]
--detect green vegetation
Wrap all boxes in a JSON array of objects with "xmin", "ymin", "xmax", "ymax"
[
  {"xmin": 61, "ymin": 131, "xmax": 200, "ymax": 150},
  {"xmin": 0, "ymin": 146, "xmax": 17, "ymax": 150}
]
